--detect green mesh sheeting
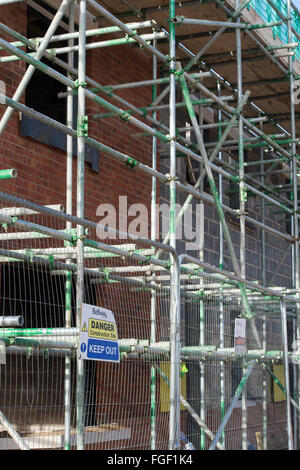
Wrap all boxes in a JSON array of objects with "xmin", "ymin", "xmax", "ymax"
[{"xmin": 248, "ymin": 0, "xmax": 300, "ymax": 60}]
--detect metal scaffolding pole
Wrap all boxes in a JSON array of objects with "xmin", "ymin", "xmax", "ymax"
[
  {"xmin": 0, "ymin": 29, "xmax": 297, "ymax": 230},
  {"xmin": 208, "ymin": 361, "xmax": 255, "ymax": 451},
  {"xmin": 64, "ymin": 0, "xmax": 75, "ymax": 451},
  {"xmin": 150, "ymin": 34, "xmax": 157, "ymax": 451},
  {"xmin": 280, "ymin": 298, "xmax": 294, "ymax": 450},
  {"xmin": 216, "ymin": 81, "xmax": 226, "ymax": 449},
  {"xmin": 75, "ymin": 0, "xmax": 87, "ymax": 451},
  {"xmin": 287, "ymin": 0, "xmax": 300, "ymax": 449},
  {"xmin": 0, "ymin": 410, "xmax": 30, "ymax": 450},
  {"xmin": 168, "ymin": 0, "xmax": 180, "ymax": 450},
  {"xmin": 179, "ymin": 71, "xmax": 253, "ymax": 319},
  {"xmin": 182, "ymin": 0, "xmax": 252, "ymax": 73},
  {"xmin": 235, "ymin": 0, "xmax": 248, "ymax": 450},
  {"xmin": 260, "ymin": 121, "xmax": 268, "ymax": 450}
]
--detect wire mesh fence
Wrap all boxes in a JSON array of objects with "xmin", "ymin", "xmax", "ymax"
[
  {"xmin": 0, "ymin": 192, "xmax": 177, "ymax": 450},
  {"xmin": 179, "ymin": 261, "xmax": 296, "ymax": 450},
  {"xmin": 0, "ymin": 192, "xmax": 297, "ymax": 450}
]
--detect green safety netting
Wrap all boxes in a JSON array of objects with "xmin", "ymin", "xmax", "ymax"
[{"xmin": 248, "ymin": 0, "xmax": 300, "ymax": 60}]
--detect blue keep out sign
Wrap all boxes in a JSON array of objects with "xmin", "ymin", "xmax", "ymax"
[
  {"xmin": 78, "ymin": 304, "xmax": 120, "ymax": 363},
  {"xmin": 86, "ymin": 338, "xmax": 119, "ymax": 362}
]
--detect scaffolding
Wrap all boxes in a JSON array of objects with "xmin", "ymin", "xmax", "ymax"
[{"xmin": 0, "ymin": 0, "xmax": 299, "ymax": 451}]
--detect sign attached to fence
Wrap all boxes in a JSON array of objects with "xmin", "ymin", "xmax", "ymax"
[
  {"xmin": 0, "ymin": 340, "xmax": 6, "ymax": 365},
  {"xmin": 234, "ymin": 318, "xmax": 247, "ymax": 355},
  {"xmin": 78, "ymin": 303, "xmax": 119, "ymax": 363}
]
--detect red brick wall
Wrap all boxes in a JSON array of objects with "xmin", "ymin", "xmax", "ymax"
[{"xmin": 0, "ymin": 5, "xmax": 156, "ymax": 232}]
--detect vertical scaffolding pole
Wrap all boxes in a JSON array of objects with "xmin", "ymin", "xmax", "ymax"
[
  {"xmin": 280, "ymin": 298, "xmax": 294, "ymax": 450},
  {"xmin": 76, "ymin": 0, "xmax": 87, "ymax": 450},
  {"xmin": 199, "ymin": 282, "xmax": 205, "ymax": 450},
  {"xmin": 260, "ymin": 123, "xmax": 268, "ymax": 450},
  {"xmin": 199, "ymin": 91, "xmax": 205, "ymax": 451},
  {"xmin": 217, "ymin": 81, "xmax": 226, "ymax": 449},
  {"xmin": 293, "ymin": 316, "xmax": 297, "ymax": 446},
  {"xmin": 168, "ymin": 0, "xmax": 180, "ymax": 450},
  {"xmin": 287, "ymin": 0, "xmax": 300, "ymax": 449},
  {"xmin": 150, "ymin": 35, "xmax": 157, "ymax": 451},
  {"xmin": 64, "ymin": 0, "xmax": 75, "ymax": 450},
  {"xmin": 236, "ymin": 0, "xmax": 247, "ymax": 450}
]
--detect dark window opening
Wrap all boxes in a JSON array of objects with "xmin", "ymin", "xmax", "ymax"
[
  {"xmin": 21, "ymin": 4, "xmax": 100, "ymax": 172},
  {"xmin": 25, "ymin": 4, "xmax": 72, "ymax": 124},
  {"xmin": 0, "ymin": 262, "xmax": 75, "ymax": 328},
  {"xmin": 0, "ymin": 263, "xmax": 98, "ymax": 427}
]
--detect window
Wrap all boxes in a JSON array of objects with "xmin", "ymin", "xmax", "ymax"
[
  {"xmin": 0, "ymin": 262, "xmax": 98, "ymax": 427},
  {"xmin": 21, "ymin": 4, "xmax": 99, "ymax": 173},
  {"xmin": 25, "ymin": 4, "xmax": 69, "ymax": 123}
]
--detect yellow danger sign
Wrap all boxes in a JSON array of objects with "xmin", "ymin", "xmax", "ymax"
[{"xmin": 88, "ymin": 318, "xmax": 118, "ymax": 341}]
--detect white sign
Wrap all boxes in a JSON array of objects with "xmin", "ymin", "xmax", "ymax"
[
  {"xmin": 0, "ymin": 340, "xmax": 5, "ymax": 365},
  {"xmin": 78, "ymin": 303, "xmax": 119, "ymax": 363},
  {"xmin": 234, "ymin": 318, "xmax": 247, "ymax": 355}
]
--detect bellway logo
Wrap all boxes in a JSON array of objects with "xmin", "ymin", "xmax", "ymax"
[{"xmin": 92, "ymin": 307, "xmax": 107, "ymax": 319}]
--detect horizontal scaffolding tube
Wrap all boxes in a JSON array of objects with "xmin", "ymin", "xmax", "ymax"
[
  {"xmin": 0, "ymin": 34, "xmax": 298, "ymax": 248},
  {"xmin": 0, "ymin": 316, "xmax": 24, "ymax": 327},
  {"xmin": 0, "ymin": 20, "xmax": 155, "ymax": 49},
  {"xmin": 0, "ymin": 169, "xmax": 17, "ymax": 179},
  {"xmin": 87, "ymin": 0, "xmax": 167, "ymax": 62},
  {"xmin": 178, "ymin": 254, "xmax": 300, "ymax": 303},
  {"xmin": 0, "ymin": 32, "xmax": 168, "ymax": 63},
  {"xmin": 2, "ymin": 326, "xmax": 298, "ymax": 363},
  {"xmin": 172, "ymin": 16, "xmax": 282, "ymax": 30},
  {"xmin": 0, "ymin": 92, "xmax": 296, "ymax": 246},
  {"xmin": 0, "ymin": 20, "xmax": 297, "ymax": 187}
]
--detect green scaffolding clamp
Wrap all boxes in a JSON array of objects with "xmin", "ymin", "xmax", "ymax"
[
  {"xmin": 68, "ymin": 227, "xmax": 88, "ymax": 246},
  {"xmin": 73, "ymin": 79, "xmax": 87, "ymax": 95},
  {"xmin": 138, "ymin": 255, "xmax": 152, "ymax": 265},
  {"xmin": 172, "ymin": 15, "xmax": 185, "ymax": 25},
  {"xmin": 2, "ymin": 216, "xmax": 18, "ymax": 232},
  {"xmin": 77, "ymin": 115, "xmax": 88, "ymax": 138},
  {"xmin": 48, "ymin": 254, "xmax": 54, "ymax": 271},
  {"xmin": 120, "ymin": 110, "xmax": 133, "ymax": 122},
  {"xmin": 125, "ymin": 157, "xmax": 139, "ymax": 169}
]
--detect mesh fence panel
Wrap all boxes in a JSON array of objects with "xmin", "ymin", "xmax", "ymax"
[
  {"xmin": 0, "ymin": 194, "xmax": 175, "ymax": 450},
  {"xmin": 180, "ymin": 263, "xmax": 292, "ymax": 450}
]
